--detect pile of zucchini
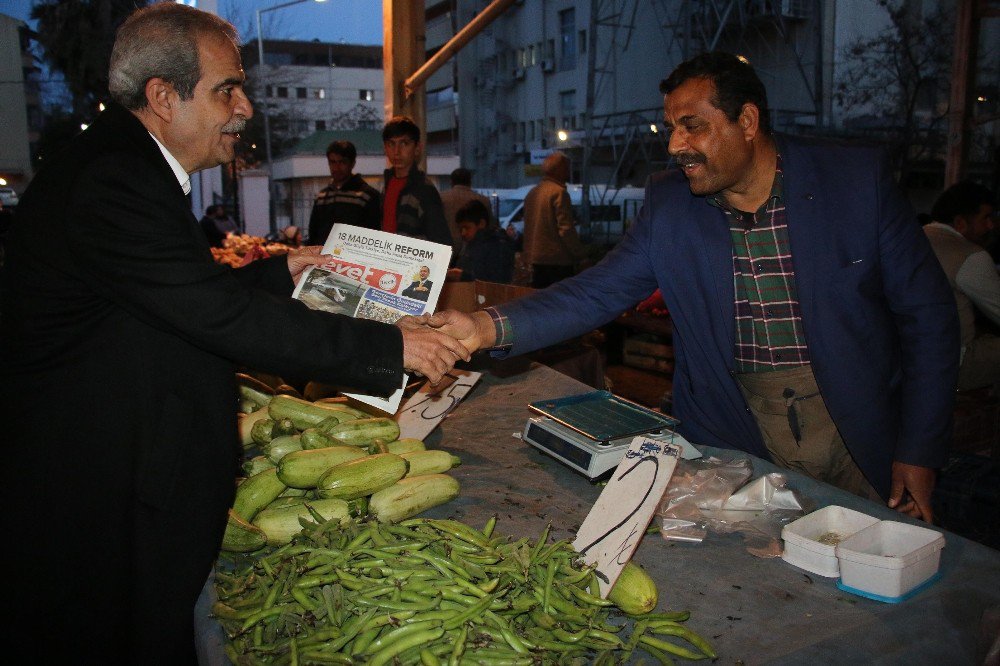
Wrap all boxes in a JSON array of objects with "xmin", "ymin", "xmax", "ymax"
[
  {"xmin": 214, "ymin": 517, "xmax": 717, "ymax": 665},
  {"xmin": 224, "ymin": 378, "xmax": 462, "ymax": 552}
]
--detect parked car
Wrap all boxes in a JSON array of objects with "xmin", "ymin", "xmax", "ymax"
[{"xmin": 0, "ymin": 187, "xmax": 19, "ymax": 208}]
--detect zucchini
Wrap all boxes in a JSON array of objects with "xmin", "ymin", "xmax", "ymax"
[
  {"xmin": 268, "ymin": 394, "xmax": 355, "ymax": 430},
  {"xmin": 276, "ymin": 445, "xmax": 369, "ymax": 489},
  {"xmin": 300, "ymin": 428, "xmax": 337, "ymax": 450},
  {"xmin": 385, "ymin": 438, "xmax": 426, "ymax": 455},
  {"xmin": 252, "ymin": 498, "xmax": 350, "ymax": 546},
  {"xmin": 220, "ymin": 509, "xmax": 267, "ymax": 552},
  {"xmin": 272, "ymin": 417, "xmax": 297, "ymax": 437},
  {"xmin": 319, "ymin": 417, "xmax": 400, "ymax": 447},
  {"xmin": 236, "ymin": 372, "xmax": 275, "ymax": 409},
  {"xmin": 315, "ymin": 398, "xmax": 370, "ymax": 419},
  {"xmin": 400, "ymin": 450, "xmax": 461, "ymax": 477},
  {"xmin": 242, "ymin": 456, "xmax": 275, "ymax": 477},
  {"xmin": 316, "ymin": 453, "xmax": 409, "ymax": 500},
  {"xmin": 277, "ymin": 486, "xmax": 308, "ymax": 498},
  {"xmin": 232, "ymin": 467, "xmax": 287, "ymax": 522},
  {"xmin": 368, "ymin": 473, "xmax": 461, "ymax": 524},
  {"xmin": 264, "ymin": 434, "xmax": 303, "ymax": 463},
  {"xmin": 250, "ymin": 418, "xmax": 276, "ymax": 446},
  {"xmin": 238, "ymin": 406, "xmax": 271, "ymax": 448},
  {"xmin": 608, "ymin": 561, "xmax": 658, "ymax": 615}
]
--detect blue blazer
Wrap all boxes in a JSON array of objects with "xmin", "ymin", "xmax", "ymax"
[{"xmin": 500, "ymin": 135, "xmax": 959, "ymax": 497}]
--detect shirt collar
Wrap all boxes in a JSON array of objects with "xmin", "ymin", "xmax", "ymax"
[
  {"xmin": 148, "ymin": 132, "xmax": 191, "ymax": 195},
  {"xmin": 707, "ymin": 154, "xmax": 783, "ymax": 214}
]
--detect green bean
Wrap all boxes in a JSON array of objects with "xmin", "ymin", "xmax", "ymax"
[
  {"xmin": 369, "ymin": 626, "xmax": 445, "ymax": 666},
  {"xmin": 647, "ymin": 623, "xmax": 717, "ymax": 658},
  {"xmin": 421, "ymin": 648, "xmax": 442, "ymax": 666},
  {"xmin": 448, "ymin": 625, "xmax": 469, "ymax": 666},
  {"xmin": 442, "ymin": 593, "xmax": 496, "ymax": 630},
  {"xmin": 349, "ymin": 625, "xmax": 383, "ymax": 656},
  {"xmin": 482, "ymin": 515, "xmax": 497, "ymax": 539},
  {"xmin": 638, "ymin": 634, "xmax": 707, "ymax": 661}
]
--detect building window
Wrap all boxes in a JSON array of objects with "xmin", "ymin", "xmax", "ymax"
[
  {"xmin": 296, "ymin": 87, "xmax": 307, "ymax": 99},
  {"xmin": 579, "ymin": 29, "xmax": 587, "ymax": 54},
  {"xmin": 559, "ymin": 8, "xmax": 576, "ymax": 70},
  {"xmin": 265, "ymin": 85, "xmax": 274, "ymax": 98},
  {"xmin": 560, "ymin": 90, "xmax": 576, "ymax": 130},
  {"xmin": 314, "ymin": 88, "xmax": 326, "ymax": 99},
  {"xmin": 529, "ymin": 44, "xmax": 538, "ymax": 66},
  {"xmin": 359, "ymin": 89, "xmax": 374, "ymax": 101},
  {"xmin": 276, "ymin": 86, "xmax": 288, "ymax": 98},
  {"xmin": 316, "ymin": 120, "xmax": 326, "ymax": 131}
]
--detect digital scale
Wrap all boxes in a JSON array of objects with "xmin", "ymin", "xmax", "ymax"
[{"xmin": 521, "ymin": 390, "xmax": 701, "ymax": 479}]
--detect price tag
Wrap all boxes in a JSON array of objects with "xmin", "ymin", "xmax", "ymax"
[
  {"xmin": 395, "ymin": 370, "xmax": 482, "ymax": 441},
  {"xmin": 572, "ymin": 436, "xmax": 681, "ymax": 597}
]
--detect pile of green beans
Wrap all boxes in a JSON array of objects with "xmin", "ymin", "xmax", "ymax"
[{"xmin": 213, "ymin": 515, "xmax": 717, "ymax": 665}]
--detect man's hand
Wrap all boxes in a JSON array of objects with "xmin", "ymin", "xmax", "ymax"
[
  {"xmin": 286, "ymin": 246, "xmax": 329, "ymax": 285},
  {"xmin": 396, "ymin": 315, "xmax": 471, "ymax": 385},
  {"xmin": 887, "ymin": 461, "xmax": 936, "ymax": 523},
  {"xmin": 426, "ymin": 310, "xmax": 497, "ymax": 354}
]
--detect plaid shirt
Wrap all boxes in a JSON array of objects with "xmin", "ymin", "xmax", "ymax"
[{"xmin": 708, "ymin": 161, "xmax": 810, "ymax": 372}]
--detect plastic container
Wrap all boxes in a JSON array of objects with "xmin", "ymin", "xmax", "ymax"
[
  {"xmin": 835, "ymin": 521, "xmax": 946, "ymax": 602},
  {"xmin": 781, "ymin": 505, "xmax": 880, "ymax": 577}
]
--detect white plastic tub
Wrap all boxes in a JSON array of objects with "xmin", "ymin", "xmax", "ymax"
[
  {"xmin": 835, "ymin": 521, "xmax": 945, "ymax": 602},
  {"xmin": 781, "ymin": 505, "xmax": 880, "ymax": 577}
]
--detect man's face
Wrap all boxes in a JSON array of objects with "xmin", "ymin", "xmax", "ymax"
[
  {"xmin": 168, "ymin": 33, "xmax": 252, "ymax": 173},
  {"xmin": 958, "ymin": 203, "xmax": 996, "ymax": 245},
  {"xmin": 458, "ymin": 220, "xmax": 480, "ymax": 243},
  {"xmin": 418, "ymin": 266, "xmax": 430, "ymax": 280},
  {"xmin": 384, "ymin": 135, "xmax": 420, "ymax": 177},
  {"xmin": 327, "ymin": 153, "xmax": 354, "ymax": 185},
  {"xmin": 663, "ymin": 77, "xmax": 755, "ymax": 198}
]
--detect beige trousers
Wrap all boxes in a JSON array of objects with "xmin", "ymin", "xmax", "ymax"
[{"xmin": 736, "ymin": 364, "xmax": 881, "ymax": 501}]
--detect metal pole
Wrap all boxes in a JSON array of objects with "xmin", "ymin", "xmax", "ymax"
[
  {"xmin": 254, "ymin": 0, "xmax": 319, "ymax": 237},
  {"xmin": 256, "ymin": 8, "xmax": 276, "ymax": 237}
]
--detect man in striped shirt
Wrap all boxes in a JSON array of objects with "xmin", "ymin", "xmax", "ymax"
[{"xmin": 430, "ymin": 52, "xmax": 957, "ymax": 523}]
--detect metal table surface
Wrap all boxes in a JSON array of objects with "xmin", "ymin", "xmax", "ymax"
[{"xmin": 197, "ymin": 362, "xmax": 1000, "ymax": 665}]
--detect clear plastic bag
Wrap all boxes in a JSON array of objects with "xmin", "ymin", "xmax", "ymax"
[{"xmin": 657, "ymin": 457, "xmax": 809, "ymax": 556}]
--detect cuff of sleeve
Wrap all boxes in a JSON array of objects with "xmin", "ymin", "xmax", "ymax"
[{"xmin": 482, "ymin": 306, "xmax": 513, "ymax": 352}]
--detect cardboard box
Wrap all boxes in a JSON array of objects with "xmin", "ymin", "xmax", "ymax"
[{"xmin": 437, "ymin": 280, "xmax": 536, "ymax": 313}]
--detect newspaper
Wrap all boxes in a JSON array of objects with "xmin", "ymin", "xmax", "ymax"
[{"xmin": 291, "ymin": 224, "xmax": 452, "ymax": 413}]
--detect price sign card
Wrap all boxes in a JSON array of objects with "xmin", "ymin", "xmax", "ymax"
[
  {"xmin": 572, "ymin": 436, "xmax": 682, "ymax": 597},
  {"xmin": 395, "ymin": 370, "xmax": 482, "ymax": 441}
]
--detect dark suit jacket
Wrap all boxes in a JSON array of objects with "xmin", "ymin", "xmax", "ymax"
[
  {"xmin": 402, "ymin": 279, "xmax": 433, "ymax": 301},
  {"xmin": 498, "ymin": 135, "xmax": 959, "ymax": 498},
  {"xmin": 0, "ymin": 103, "xmax": 404, "ymax": 662}
]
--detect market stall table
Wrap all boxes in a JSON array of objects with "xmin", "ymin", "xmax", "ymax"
[{"xmin": 197, "ymin": 363, "xmax": 1000, "ymax": 665}]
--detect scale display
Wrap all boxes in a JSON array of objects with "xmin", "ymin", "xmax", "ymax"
[{"xmin": 529, "ymin": 390, "xmax": 678, "ymax": 442}]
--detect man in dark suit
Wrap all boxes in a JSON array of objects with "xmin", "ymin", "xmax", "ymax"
[
  {"xmin": 0, "ymin": 5, "xmax": 468, "ymax": 663},
  {"xmin": 431, "ymin": 52, "xmax": 958, "ymax": 522}
]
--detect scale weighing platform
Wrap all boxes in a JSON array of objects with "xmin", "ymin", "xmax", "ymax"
[{"xmin": 521, "ymin": 390, "xmax": 701, "ymax": 479}]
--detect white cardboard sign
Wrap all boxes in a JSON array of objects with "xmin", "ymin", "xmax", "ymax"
[
  {"xmin": 395, "ymin": 370, "xmax": 482, "ymax": 441},
  {"xmin": 572, "ymin": 436, "xmax": 682, "ymax": 597}
]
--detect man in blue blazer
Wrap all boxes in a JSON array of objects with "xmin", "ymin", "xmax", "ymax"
[{"xmin": 432, "ymin": 53, "xmax": 958, "ymax": 523}]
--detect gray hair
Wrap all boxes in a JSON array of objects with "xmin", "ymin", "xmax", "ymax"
[{"xmin": 108, "ymin": 3, "xmax": 239, "ymax": 110}]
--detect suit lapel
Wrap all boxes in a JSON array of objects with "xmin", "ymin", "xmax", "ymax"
[
  {"xmin": 777, "ymin": 137, "xmax": 821, "ymax": 332},
  {"xmin": 696, "ymin": 202, "xmax": 736, "ymax": 355}
]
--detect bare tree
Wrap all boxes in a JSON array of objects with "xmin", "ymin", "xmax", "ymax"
[{"xmin": 833, "ymin": 0, "xmax": 953, "ymax": 184}]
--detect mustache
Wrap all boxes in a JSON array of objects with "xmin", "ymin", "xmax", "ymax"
[
  {"xmin": 222, "ymin": 117, "xmax": 247, "ymax": 134},
  {"xmin": 672, "ymin": 152, "xmax": 705, "ymax": 165}
]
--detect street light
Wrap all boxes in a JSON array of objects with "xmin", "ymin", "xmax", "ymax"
[{"xmin": 255, "ymin": 0, "xmax": 327, "ymax": 236}]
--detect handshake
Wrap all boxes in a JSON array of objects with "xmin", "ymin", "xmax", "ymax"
[{"xmin": 395, "ymin": 310, "xmax": 498, "ymax": 385}]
